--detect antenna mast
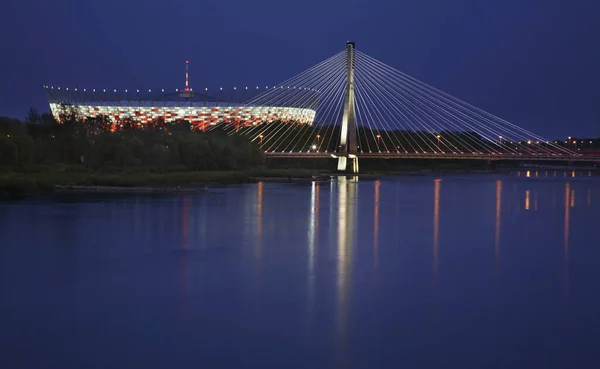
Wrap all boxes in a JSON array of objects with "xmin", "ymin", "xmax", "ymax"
[{"xmin": 185, "ymin": 60, "xmax": 190, "ymax": 91}]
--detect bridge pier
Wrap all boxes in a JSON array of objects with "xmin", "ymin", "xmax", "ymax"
[
  {"xmin": 337, "ymin": 41, "xmax": 359, "ymax": 173},
  {"xmin": 337, "ymin": 155, "xmax": 359, "ymax": 173}
]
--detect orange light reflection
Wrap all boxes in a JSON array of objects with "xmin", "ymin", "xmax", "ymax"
[
  {"xmin": 433, "ymin": 179, "xmax": 441, "ymax": 282},
  {"xmin": 374, "ymin": 180, "xmax": 380, "ymax": 270},
  {"xmin": 564, "ymin": 183, "xmax": 571, "ymax": 261},
  {"xmin": 494, "ymin": 180, "xmax": 502, "ymax": 268}
]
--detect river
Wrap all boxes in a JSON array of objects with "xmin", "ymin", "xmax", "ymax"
[{"xmin": 1, "ymin": 171, "xmax": 599, "ymax": 368}]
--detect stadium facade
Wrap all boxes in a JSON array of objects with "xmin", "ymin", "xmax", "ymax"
[{"xmin": 43, "ymin": 62, "xmax": 317, "ymax": 130}]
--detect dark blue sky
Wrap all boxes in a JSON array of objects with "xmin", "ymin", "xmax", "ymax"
[{"xmin": 1, "ymin": 0, "xmax": 598, "ymax": 138}]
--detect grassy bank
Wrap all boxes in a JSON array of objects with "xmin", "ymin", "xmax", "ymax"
[{"xmin": 0, "ymin": 168, "xmax": 331, "ymax": 197}]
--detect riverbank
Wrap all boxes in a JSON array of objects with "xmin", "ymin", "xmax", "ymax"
[
  {"xmin": 0, "ymin": 166, "xmax": 474, "ymax": 197},
  {"xmin": 0, "ymin": 169, "xmax": 333, "ymax": 197},
  {"xmin": 2, "ymin": 165, "xmax": 597, "ymax": 199}
]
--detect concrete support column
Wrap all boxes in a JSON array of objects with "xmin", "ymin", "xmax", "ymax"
[{"xmin": 337, "ymin": 41, "xmax": 359, "ymax": 173}]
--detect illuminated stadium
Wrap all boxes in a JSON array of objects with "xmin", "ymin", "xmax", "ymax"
[{"xmin": 43, "ymin": 61, "xmax": 318, "ymax": 130}]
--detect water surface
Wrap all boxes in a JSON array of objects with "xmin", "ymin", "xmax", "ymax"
[{"xmin": 1, "ymin": 172, "xmax": 599, "ymax": 368}]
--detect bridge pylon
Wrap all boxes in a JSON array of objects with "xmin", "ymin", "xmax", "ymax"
[{"xmin": 337, "ymin": 41, "xmax": 359, "ymax": 173}]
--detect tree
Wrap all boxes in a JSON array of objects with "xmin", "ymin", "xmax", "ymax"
[
  {"xmin": 150, "ymin": 144, "xmax": 170, "ymax": 172},
  {"xmin": 14, "ymin": 135, "xmax": 35, "ymax": 170},
  {"xmin": 40, "ymin": 113, "xmax": 56, "ymax": 125},
  {"xmin": 25, "ymin": 107, "xmax": 41, "ymax": 125},
  {"xmin": 0, "ymin": 136, "xmax": 18, "ymax": 168}
]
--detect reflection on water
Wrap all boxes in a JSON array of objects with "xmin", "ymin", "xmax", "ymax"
[
  {"xmin": 181, "ymin": 197, "xmax": 190, "ymax": 296},
  {"xmin": 182, "ymin": 197, "xmax": 190, "ymax": 250},
  {"xmin": 433, "ymin": 179, "xmax": 441, "ymax": 282},
  {"xmin": 564, "ymin": 181, "xmax": 572, "ymax": 298},
  {"xmin": 308, "ymin": 182, "xmax": 320, "ymax": 275},
  {"xmin": 373, "ymin": 180, "xmax": 380, "ymax": 270},
  {"xmin": 307, "ymin": 181, "xmax": 320, "ymax": 322},
  {"xmin": 564, "ymin": 182, "xmax": 571, "ymax": 260},
  {"xmin": 336, "ymin": 176, "xmax": 358, "ymax": 358},
  {"xmin": 2, "ymin": 174, "xmax": 600, "ymax": 368},
  {"xmin": 256, "ymin": 181, "xmax": 263, "ymax": 263},
  {"xmin": 495, "ymin": 180, "xmax": 502, "ymax": 268}
]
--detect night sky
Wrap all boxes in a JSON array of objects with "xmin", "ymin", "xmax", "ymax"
[{"xmin": 1, "ymin": 0, "xmax": 598, "ymax": 138}]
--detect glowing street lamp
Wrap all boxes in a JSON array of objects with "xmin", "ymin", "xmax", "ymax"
[
  {"xmin": 311, "ymin": 144, "xmax": 317, "ymax": 151},
  {"xmin": 258, "ymin": 134, "xmax": 264, "ymax": 145}
]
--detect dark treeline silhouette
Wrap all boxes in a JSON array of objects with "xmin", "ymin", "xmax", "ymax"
[{"xmin": 0, "ymin": 107, "xmax": 264, "ymax": 172}]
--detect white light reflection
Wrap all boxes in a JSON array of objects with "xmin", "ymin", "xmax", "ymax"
[
  {"xmin": 336, "ymin": 176, "xmax": 358, "ymax": 359},
  {"xmin": 307, "ymin": 181, "xmax": 320, "ymax": 324}
]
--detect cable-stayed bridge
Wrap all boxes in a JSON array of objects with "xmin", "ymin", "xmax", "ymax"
[{"xmin": 213, "ymin": 42, "xmax": 593, "ymax": 173}]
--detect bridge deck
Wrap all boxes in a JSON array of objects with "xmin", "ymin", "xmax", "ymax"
[{"xmin": 265, "ymin": 152, "xmax": 600, "ymax": 162}]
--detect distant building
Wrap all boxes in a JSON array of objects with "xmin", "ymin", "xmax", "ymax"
[
  {"xmin": 44, "ymin": 88, "xmax": 316, "ymax": 130},
  {"xmin": 43, "ymin": 61, "xmax": 317, "ymax": 129}
]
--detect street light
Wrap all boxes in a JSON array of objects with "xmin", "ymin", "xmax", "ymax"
[
  {"xmin": 258, "ymin": 134, "xmax": 264, "ymax": 145},
  {"xmin": 436, "ymin": 134, "xmax": 441, "ymax": 151}
]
